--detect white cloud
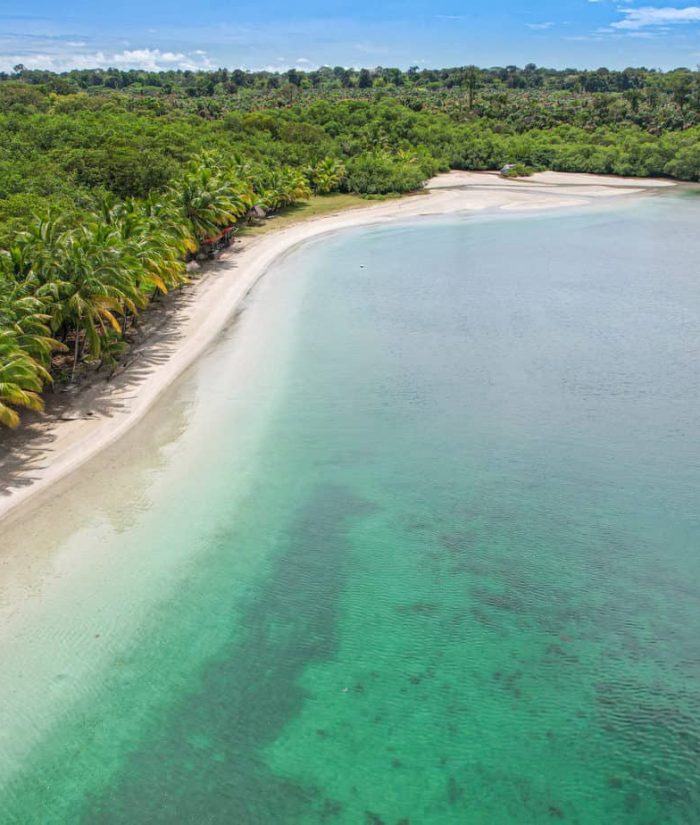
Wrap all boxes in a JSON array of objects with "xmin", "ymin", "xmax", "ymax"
[
  {"xmin": 612, "ymin": 6, "xmax": 700, "ymax": 30},
  {"xmin": 0, "ymin": 46, "xmax": 214, "ymax": 73}
]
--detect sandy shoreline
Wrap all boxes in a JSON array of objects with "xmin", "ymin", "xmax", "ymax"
[{"xmin": 0, "ymin": 170, "xmax": 676, "ymax": 525}]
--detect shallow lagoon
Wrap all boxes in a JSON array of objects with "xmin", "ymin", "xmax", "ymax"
[{"xmin": 1, "ymin": 194, "xmax": 700, "ymax": 823}]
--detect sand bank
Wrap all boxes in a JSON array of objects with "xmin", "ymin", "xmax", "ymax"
[{"xmin": 0, "ymin": 171, "xmax": 676, "ymax": 524}]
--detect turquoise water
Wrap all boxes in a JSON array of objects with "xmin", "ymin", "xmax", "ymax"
[{"xmin": 1, "ymin": 194, "xmax": 700, "ymax": 823}]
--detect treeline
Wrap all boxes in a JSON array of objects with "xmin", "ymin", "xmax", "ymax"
[
  {"xmin": 1, "ymin": 71, "xmax": 699, "ymax": 426},
  {"xmin": 4, "ymin": 63, "xmax": 700, "ymax": 133},
  {"xmin": 1, "ymin": 90, "xmax": 698, "ymax": 244},
  {"xmin": 0, "ymin": 94, "xmax": 443, "ymax": 246},
  {"xmin": 6, "ymin": 63, "xmax": 700, "ymax": 97}
]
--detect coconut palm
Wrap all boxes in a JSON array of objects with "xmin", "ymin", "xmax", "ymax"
[
  {"xmin": 105, "ymin": 196, "xmax": 188, "ymax": 298},
  {"xmin": 27, "ymin": 221, "xmax": 143, "ymax": 377},
  {"xmin": 169, "ymin": 162, "xmax": 246, "ymax": 245},
  {"xmin": 0, "ymin": 238, "xmax": 66, "ymax": 365},
  {"xmin": 283, "ymin": 167, "xmax": 312, "ymax": 203},
  {"xmin": 142, "ymin": 193, "xmax": 198, "ymax": 255},
  {"xmin": 262, "ymin": 167, "xmax": 312, "ymax": 212},
  {"xmin": 0, "ymin": 333, "xmax": 49, "ymax": 428},
  {"xmin": 0, "ymin": 281, "xmax": 62, "ymax": 366},
  {"xmin": 307, "ymin": 157, "xmax": 347, "ymax": 194}
]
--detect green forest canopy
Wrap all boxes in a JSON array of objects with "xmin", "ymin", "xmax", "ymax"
[
  {"xmin": 0, "ymin": 63, "xmax": 699, "ymax": 426},
  {"xmin": 2, "ymin": 62, "xmax": 700, "ymax": 241}
]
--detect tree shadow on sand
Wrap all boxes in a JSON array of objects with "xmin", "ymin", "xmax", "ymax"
[{"xmin": 0, "ymin": 254, "xmax": 242, "ymax": 499}]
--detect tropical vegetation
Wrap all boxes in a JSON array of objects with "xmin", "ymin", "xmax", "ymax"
[{"xmin": 0, "ymin": 63, "xmax": 699, "ymax": 426}]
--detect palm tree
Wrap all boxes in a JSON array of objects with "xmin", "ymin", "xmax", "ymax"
[
  {"xmin": 26, "ymin": 220, "xmax": 143, "ymax": 378},
  {"xmin": 0, "ymin": 243, "xmax": 65, "ymax": 423},
  {"xmin": 168, "ymin": 162, "xmax": 246, "ymax": 246},
  {"xmin": 0, "ymin": 277, "xmax": 62, "ymax": 367},
  {"xmin": 142, "ymin": 193, "xmax": 198, "ymax": 256},
  {"xmin": 282, "ymin": 167, "xmax": 312, "ymax": 203},
  {"xmin": 308, "ymin": 157, "xmax": 347, "ymax": 194},
  {"xmin": 261, "ymin": 167, "xmax": 312, "ymax": 212},
  {"xmin": 104, "ymin": 196, "xmax": 188, "ymax": 299},
  {"xmin": 0, "ymin": 333, "xmax": 49, "ymax": 428}
]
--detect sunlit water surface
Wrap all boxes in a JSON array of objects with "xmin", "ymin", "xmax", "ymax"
[{"xmin": 1, "ymin": 193, "xmax": 700, "ymax": 824}]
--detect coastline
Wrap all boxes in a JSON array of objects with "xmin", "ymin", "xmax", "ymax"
[{"xmin": 0, "ymin": 170, "xmax": 677, "ymax": 525}]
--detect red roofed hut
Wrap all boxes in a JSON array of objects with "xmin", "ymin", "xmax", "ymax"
[{"xmin": 198, "ymin": 226, "xmax": 236, "ymax": 260}]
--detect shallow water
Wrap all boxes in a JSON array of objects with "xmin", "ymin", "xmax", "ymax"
[{"xmin": 1, "ymin": 194, "xmax": 700, "ymax": 824}]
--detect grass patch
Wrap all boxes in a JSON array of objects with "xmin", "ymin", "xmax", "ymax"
[{"xmin": 238, "ymin": 193, "xmax": 398, "ymax": 237}]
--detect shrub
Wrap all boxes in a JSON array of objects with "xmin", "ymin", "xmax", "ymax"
[{"xmin": 344, "ymin": 153, "xmax": 427, "ymax": 194}]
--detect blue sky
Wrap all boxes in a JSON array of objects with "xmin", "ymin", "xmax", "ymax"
[{"xmin": 1, "ymin": 1, "xmax": 699, "ymax": 73}]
